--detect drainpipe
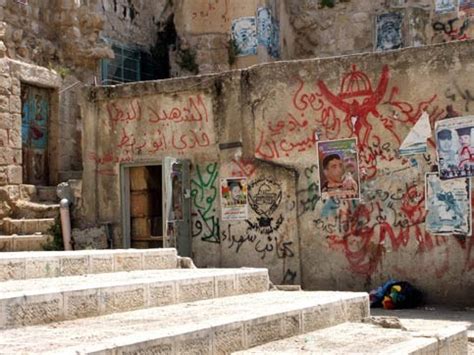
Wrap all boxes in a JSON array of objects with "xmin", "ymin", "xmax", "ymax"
[{"xmin": 60, "ymin": 198, "xmax": 72, "ymax": 251}]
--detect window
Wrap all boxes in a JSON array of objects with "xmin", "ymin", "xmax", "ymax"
[{"xmin": 100, "ymin": 42, "xmax": 158, "ymax": 85}]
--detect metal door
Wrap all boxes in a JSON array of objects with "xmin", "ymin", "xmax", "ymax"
[
  {"xmin": 21, "ymin": 84, "xmax": 50, "ymax": 185},
  {"xmin": 163, "ymin": 157, "xmax": 192, "ymax": 257}
]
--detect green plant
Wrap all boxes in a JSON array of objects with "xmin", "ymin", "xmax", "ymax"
[
  {"xmin": 42, "ymin": 216, "xmax": 64, "ymax": 251},
  {"xmin": 228, "ymin": 37, "xmax": 240, "ymax": 66},
  {"xmin": 176, "ymin": 47, "xmax": 199, "ymax": 74},
  {"xmin": 48, "ymin": 62, "xmax": 71, "ymax": 79},
  {"xmin": 320, "ymin": 0, "xmax": 336, "ymax": 8}
]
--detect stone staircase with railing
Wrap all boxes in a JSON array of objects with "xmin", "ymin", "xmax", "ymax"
[
  {"xmin": 0, "ymin": 248, "xmax": 469, "ymax": 354},
  {"xmin": 0, "ymin": 185, "xmax": 59, "ymax": 252}
]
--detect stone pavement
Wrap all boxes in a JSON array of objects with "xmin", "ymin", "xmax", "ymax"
[{"xmin": 372, "ymin": 306, "xmax": 474, "ymax": 354}]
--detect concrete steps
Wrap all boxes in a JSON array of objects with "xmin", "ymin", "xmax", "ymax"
[
  {"xmin": 0, "ymin": 248, "xmax": 179, "ymax": 281},
  {"xmin": 0, "ymin": 248, "xmax": 469, "ymax": 354},
  {"xmin": 0, "ymin": 290, "xmax": 369, "ymax": 354},
  {"xmin": 0, "ymin": 268, "xmax": 269, "ymax": 329},
  {"xmin": 234, "ymin": 319, "xmax": 468, "ymax": 354},
  {"xmin": 12, "ymin": 200, "xmax": 59, "ymax": 219},
  {"xmin": 0, "ymin": 234, "xmax": 52, "ymax": 252},
  {"xmin": 2, "ymin": 217, "xmax": 55, "ymax": 234}
]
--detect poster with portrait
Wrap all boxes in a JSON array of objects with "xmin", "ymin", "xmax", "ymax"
[
  {"xmin": 459, "ymin": 0, "xmax": 474, "ymax": 17},
  {"xmin": 435, "ymin": 115, "xmax": 474, "ymax": 179},
  {"xmin": 375, "ymin": 13, "xmax": 403, "ymax": 51},
  {"xmin": 221, "ymin": 177, "xmax": 248, "ymax": 220},
  {"xmin": 231, "ymin": 17, "xmax": 258, "ymax": 56},
  {"xmin": 425, "ymin": 173, "xmax": 471, "ymax": 235},
  {"xmin": 435, "ymin": 0, "xmax": 457, "ymax": 13},
  {"xmin": 317, "ymin": 138, "xmax": 360, "ymax": 200}
]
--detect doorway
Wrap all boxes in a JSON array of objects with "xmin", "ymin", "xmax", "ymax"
[
  {"xmin": 21, "ymin": 84, "xmax": 51, "ymax": 185},
  {"xmin": 129, "ymin": 165, "xmax": 163, "ymax": 248},
  {"xmin": 121, "ymin": 159, "xmax": 192, "ymax": 255}
]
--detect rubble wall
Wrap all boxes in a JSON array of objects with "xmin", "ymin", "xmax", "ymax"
[{"xmin": 82, "ymin": 40, "xmax": 474, "ymax": 305}]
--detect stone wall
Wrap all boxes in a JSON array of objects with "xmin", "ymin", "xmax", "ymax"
[
  {"xmin": 283, "ymin": 0, "xmax": 474, "ymax": 59},
  {"xmin": 81, "ymin": 40, "xmax": 474, "ymax": 306}
]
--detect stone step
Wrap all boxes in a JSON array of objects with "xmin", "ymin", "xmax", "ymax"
[
  {"xmin": 13, "ymin": 200, "xmax": 59, "ymax": 219},
  {"xmin": 58, "ymin": 170, "xmax": 82, "ymax": 182},
  {"xmin": 0, "ymin": 268, "xmax": 269, "ymax": 329},
  {"xmin": 2, "ymin": 217, "xmax": 55, "ymax": 235},
  {"xmin": 0, "ymin": 291, "xmax": 368, "ymax": 354},
  {"xmin": 36, "ymin": 186, "xmax": 58, "ymax": 202},
  {"xmin": 0, "ymin": 248, "xmax": 179, "ymax": 281},
  {"xmin": 0, "ymin": 234, "xmax": 52, "ymax": 252},
  {"xmin": 234, "ymin": 318, "xmax": 469, "ymax": 354}
]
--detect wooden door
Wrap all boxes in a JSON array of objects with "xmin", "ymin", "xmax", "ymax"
[{"xmin": 21, "ymin": 84, "xmax": 50, "ymax": 185}]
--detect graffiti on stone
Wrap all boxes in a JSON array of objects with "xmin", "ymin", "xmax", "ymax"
[
  {"xmin": 191, "ymin": 163, "xmax": 220, "ymax": 243},
  {"xmin": 435, "ymin": 0, "xmax": 457, "ymax": 14}
]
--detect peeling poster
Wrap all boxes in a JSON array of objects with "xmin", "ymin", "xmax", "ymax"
[{"xmin": 425, "ymin": 172, "xmax": 471, "ymax": 235}]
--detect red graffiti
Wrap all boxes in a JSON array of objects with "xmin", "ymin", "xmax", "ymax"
[
  {"xmin": 317, "ymin": 65, "xmax": 390, "ymax": 148},
  {"xmin": 231, "ymin": 158, "xmax": 256, "ymax": 178},
  {"xmin": 147, "ymin": 95, "xmax": 209, "ymax": 125},
  {"xmin": 106, "ymin": 99, "xmax": 142, "ymax": 127}
]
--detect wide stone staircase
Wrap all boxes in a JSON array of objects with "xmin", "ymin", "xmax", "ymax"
[
  {"xmin": 0, "ymin": 185, "xmax": 59, "ymax": 252},
  {"xmin": 0, "ymin": 248, "xmax": 470, "ymax": 354}
]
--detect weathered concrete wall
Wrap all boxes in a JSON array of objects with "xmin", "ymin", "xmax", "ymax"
[
  {"xmin": 283, "ymin": 0, "xmax": 474, "ymax": 59},
  {"xmin": 173, "ymin": 0, "xmax": 281, "ymax": 75},
  {"xmin": 81, "ymin": 40, "xmax": 474, "ymax": 305}
]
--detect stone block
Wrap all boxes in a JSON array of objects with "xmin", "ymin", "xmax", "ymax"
[
  {"xmin": 246, "ymin": 318, "xmax": 281, "ymax": 348},
  {"xmin": 0, "ymin": 112, "xmax": 11, "ymax": 129},
  {"xmin": 0, "ymin": 258, "xmax": 25, "ymax": 281},
  {"xmin": 177, "ymin": 279, "xmax": 214, "ymax": 303},
  {"xmin": 4, "ymin": 294, "xmax": 63, "ymax": 328},
  {"xmin": 0, "ymin": 148, "xmax": 21, "ymax": 165},
  {"xmin": 214, "ymin": 325, "xmax": 244, "ymax": 355},
  {"xmin": 7, "ymin": 165, "xmax": 22, "ymax": 184},
  {"xmin": 0, "ymin": 166, "xmax": 7, "ymax": 185},
  {"xmin": 64, "ymin": 290, "xmax": 100, "ymax": 320},
  {"xmin": 148, "ymin": 283, "xmax": 176, "ymax": 307},
  {"xmin": 9, "ymin": 94, "xmax": 20, "ymax": 113},
  {"xmin": 71, "ymin": 227, "xmax": 108, "ymax": 250},
  {"xmin": 19, "ymin": 184, "xmax": 36, "ymax": 200},
  {"xmin": 60, "ymin": 255, "xmax": 89, "ymax": 276},
  {"xmin": 0, "ymin": 94, "xmax": 8, "ymax": 112},
  {"xmin": 13, "ymin": 234, "xmax": 50, "ymax": 251},
  {"xmin": 0, "ymin": 127, "xmax": 7, "ymax": 147},
  {"xmin": 176, "ymin": 333, "xmax": 212, "ymax": 355},
  {"xmin": 0, "ymin": 236, "xmax": 12, "ymax": 251},
  {"xmin": 101, "ymin": 286, "xmax": 146, "ymax": 314},
  {"xmin": 281, "ymin": 313, "xmax": 301, "ymax": 338},
  {"xmin": 25, "ymin": 258, "xmax": 60, "ymax": 278},
  {"xmin": 216, "ymin": 275, "xmax": 237, "ymax": 298},
  {"xmin": 114, "ymin": 252, "xmax": 143, "ymax": 272},
  {"xmin": 142, "ymin": 249, "xmax": 177, "ymax": 270},
  {"xmin": 237, "ymin": 273, "xmax": 269, "ymax": 294},
  {"xmin": 7, "ymin": 127, "xmax": 20, "ymax": 149},
  {"xmin": 117, "ymin": 341, "xmax": 174, "ymax": 355},
  {"xmin": 89, "ymin": 254, "xmax": 114, "ymax": 274}
]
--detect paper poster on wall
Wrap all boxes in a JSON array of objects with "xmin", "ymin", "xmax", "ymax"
[
  {"xmin": 231, "ymin": 17, "xmax": 258, "ymax": 56},
  {"xmin": 317, "ymin": 138, "xmax": 360, "ymax": 200},
  {"xmin": 375, "ymin": 13, "xmax": 403, "ymax": 51},
  {"xmin": 425, "ymin": 173, "xmax": 471, "ymax": 235},
  {"xmin": 435, "ymin": 115, "xmax": 474, "ymax": 179},
  {"xmin": 399, "ymin": 111, "xmax": 431, "ymax": 155},
  {"xmin": 459, "ymin": 0, "xmax": 474, "ymax": 17},
  {"xmin": 435, "ymin": 0, "xmax": 457, "ymax": 13},
  {"xmin": 221, "ymin": 177, "xmax": 248, "ymax": 220}
]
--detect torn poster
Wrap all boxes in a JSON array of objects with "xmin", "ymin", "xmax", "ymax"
[
  {"xmin": 399, "ymin": 111, "xmax": 431, "ymax": 155},
  {"xmin": 435, "ymin": 0, "xmax": 457, "ymax": 14},
  {"xmin": 459, "ymin": 0, "xmax": 474, "ymax": 17},
  {"xmin": 425, "ymin": 172, "xmax": 471, "ymax": 235},
  {"xmin": 435, "ymin": 115, "xmax": 474, "ymax": 179}
]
